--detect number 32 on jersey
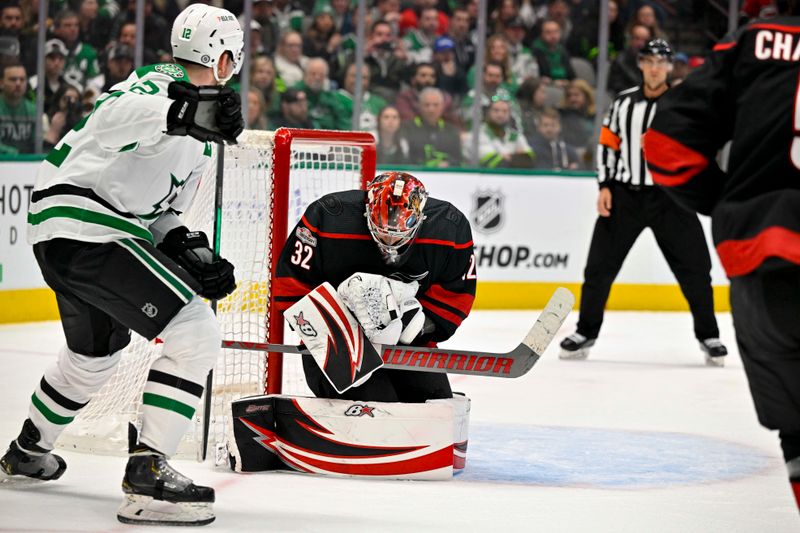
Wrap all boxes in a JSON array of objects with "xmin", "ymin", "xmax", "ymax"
[{"xmin": 291, "ymin": 241, "xmax": 314, "ymax": 270}]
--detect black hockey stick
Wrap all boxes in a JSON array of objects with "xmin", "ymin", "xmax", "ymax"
[
  {"xmin": 221, "ymin": 287, "xmax": 574, "ymax": 379},
  {"xmin": 202, "ymin": 143, "xmax": 226, "ymax": 462}
]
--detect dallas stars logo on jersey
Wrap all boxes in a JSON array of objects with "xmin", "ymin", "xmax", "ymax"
[
  {"xmin": 154, "ymin": 64, "xmax": 185, "ymax": 79},
  {"xmin": 140, "ymin": 173, "xmax": 190, "ymax": 220}
]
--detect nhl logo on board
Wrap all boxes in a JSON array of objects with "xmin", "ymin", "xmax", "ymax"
[
  {"xmin": 471, "ymin": 189, "xmax": 504, "ymax": 234},
  {"xmin": 141, "ymin": 303, "xmax": 158, "ymax": 318}
]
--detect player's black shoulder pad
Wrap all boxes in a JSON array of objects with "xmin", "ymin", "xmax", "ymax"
[
  {"xmin": 421, "ymin": 198, "xmax": 471, "ymax": 240},
  {"xmin": 308, "ymin": 190, "xmax": 364, "ymax": 217},
  {"xmin": 424, "ymin": 198, "xmax": 467, "ymax": 225},
  {"xmin": 319, "ymin": 193, "xmax": 343, "ymax": 216},
  {"xmin": 305, "ymin": 189, "xmax": 369, "ymax": 233}
]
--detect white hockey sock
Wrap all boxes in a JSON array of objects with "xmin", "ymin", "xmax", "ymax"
[
  {"xmin": 28, "ymin": 346, "xmax": 122, "ymax": 450},
  {"xmin": 139, "ymin": 297, "xmax": 220, "ymax": 456}
]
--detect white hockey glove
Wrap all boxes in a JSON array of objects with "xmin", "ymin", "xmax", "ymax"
[{"xmin": 337, "ymin": 273, "xmax": 424, "ymax": 345}]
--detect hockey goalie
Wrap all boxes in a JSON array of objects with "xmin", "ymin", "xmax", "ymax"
[{"xmin": 228, "ymin": 172, "xmax": 476, "ymax": 479}]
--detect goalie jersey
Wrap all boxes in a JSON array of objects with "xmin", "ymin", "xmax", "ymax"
[
  {"xmin": 644, "ymin": 17, "xmax": 800, "ymax": 277},
  {"xmin": 27, "ymin": 63, "xmax": 213, "ymax": 246},
  {"xmin": 275, "ymin": 190, "xmax": 477, "ymax": 345}
]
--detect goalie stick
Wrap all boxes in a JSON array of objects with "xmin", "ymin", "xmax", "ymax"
[{"xmin": 221, "ymin": 287, "xmax": 574, "ymax": 379}]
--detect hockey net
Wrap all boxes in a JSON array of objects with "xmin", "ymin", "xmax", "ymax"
[{"xmin": 55, "ymin": 128, "xmax": 375, "ymax": 460}]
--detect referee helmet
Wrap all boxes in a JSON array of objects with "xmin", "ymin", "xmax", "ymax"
[{"xmin": 638, "ymin": 39, "xmax": 674, "ymax": 62}]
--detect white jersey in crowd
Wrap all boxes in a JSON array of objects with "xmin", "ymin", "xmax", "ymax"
[
  {"xmin": 465, "ymin": 122, "xmax": 533, "ymax": 168},
  {"xmin": 27, "ymin": 63, "xmax": 214, "ymax": 246}
]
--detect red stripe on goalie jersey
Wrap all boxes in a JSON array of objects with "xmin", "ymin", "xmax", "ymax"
[
  {"xmin": 415, "ymin": 237, "xmax": 474, "ymax": 249},
  {"xmin": 274, "ymin": 276, "xmax": 313, "ymax": 298},
  {"xmin": 273, "ymin": 276, "xmax": 314, "ymax": 312},
  {"xmin": 420, "ymin": 297, "xmax": 467, "ymax": 329},
  {"xmin": 423, "ymin": 283, "xmax": 475, "ymax": 318},
  {"xmin": 302, "ymin": 215, "xmax": 372, "ymax": 240},
  {"xmin": 643, "ymin": 129, "xmax": 710, "ymax": 187}
]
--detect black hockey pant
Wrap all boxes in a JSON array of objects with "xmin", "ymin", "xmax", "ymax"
[
  {"xmin": 576, "ymin": 185, "xmax": 719, "ymax": 341},
  {"xmin": 730, "ymin": 265, "xmax": 800, "ymax": 462}
]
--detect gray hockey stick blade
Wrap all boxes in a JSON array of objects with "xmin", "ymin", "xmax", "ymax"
[{"xmin": 221, "ymin": 287, "xmax": 574, "ymax": 379}]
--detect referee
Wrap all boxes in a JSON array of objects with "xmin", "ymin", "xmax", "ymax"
[{"xmin": 558, "ymin": 39, "xmax": 728, "ymax": 365}]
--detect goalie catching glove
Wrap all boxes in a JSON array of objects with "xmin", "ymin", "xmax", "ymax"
[
  {"xmin": 157, "ymin": 226, "xmax": 236, "ymax": 300},
  {"xmin": 337, "ymin": 273, "xmax": 426, "ymax": 345},
  {"xmin": 166, "ymin": 82, "xmax": 243, "ymax": 145}
]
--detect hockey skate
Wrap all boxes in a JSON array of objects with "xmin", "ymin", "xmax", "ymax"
[
  {"xmin": 559, "ymin": 333, "xmax": 595, "ymax": 360},
  {"xmin": 700, "ymin": 338, "xmax": 728, "ymax": 367},
  {"xmin": 0, "ymin": 419, "xmax": 66, "ymax": 484},
  {"xmin": 118, "ymin": 453, "xmax": 215, "ymax": 526}
]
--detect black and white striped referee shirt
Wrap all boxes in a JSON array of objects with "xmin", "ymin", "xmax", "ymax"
[{"xmin": 597, "ymin": 86, "xmax": 661, "ymax": 187}]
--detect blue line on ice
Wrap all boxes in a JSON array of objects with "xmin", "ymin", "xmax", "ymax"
[{"xmin": 456, "ymin": 423, "xmax": 770, "ymax": 488}]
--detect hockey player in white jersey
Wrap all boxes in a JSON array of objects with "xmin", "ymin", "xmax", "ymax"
[{"xmin": 0, "ymin": 4, "xmax": 244, "ymax": 526}]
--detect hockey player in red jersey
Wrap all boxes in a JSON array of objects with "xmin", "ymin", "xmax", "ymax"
[
  {"xmin": 643, "ymin": 0, "xmax": 800, "ymax": 511},
  {"xmin": 274, "ymin": 171, "xmax": 476, "ymax": 402}
]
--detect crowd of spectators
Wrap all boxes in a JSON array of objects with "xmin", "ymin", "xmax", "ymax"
[{"xmin": 0, "ymin": 0, "xmax": 706, "ymax": 170}]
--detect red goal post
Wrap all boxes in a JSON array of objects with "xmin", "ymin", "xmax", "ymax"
[{"xmin": 265, "ymin": 128, "xmax": 375, "ymax": 394}]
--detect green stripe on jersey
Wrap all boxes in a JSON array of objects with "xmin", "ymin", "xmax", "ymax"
[
  {"xmin": 142, "ymin": 392, "xmax": 196, "ymax": 419},
  {"xmin": 93, "ymin": 91, "xmax": 124, "ymax": 111},
  {"xmin": 28, "ymin": 206, "xmax": 154, "ymax": 242},
  {"xmin": 45, "ymin": 143, "xmax": 72, "ymax": 167},
  {"xmin": 31, "ymin": 393, "xmax": 74, "ymax": 425},
  {"xmin": 119, "ymin": 239, "xmax": 194, "ymax": 301}
]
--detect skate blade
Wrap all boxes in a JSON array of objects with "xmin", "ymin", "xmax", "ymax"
[
  {"xmin": 117, "ymin": 494, "xmax": 215, "ymax": 526},
  {"xmin": 559, "ymin": 348, "xmax": 589, "ymax": 360},
  {"xmin": 0, "ymin": 466, "xmax": 51, "ymax": 487},
  {"xmin": 705, "ymin": 355, "xmax": 725, "ymax": 367}
]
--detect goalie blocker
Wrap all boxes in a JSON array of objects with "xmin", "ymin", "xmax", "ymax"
[{"xmin": 227, "ymin": 394, "xmax": 470, "ymax": 480}]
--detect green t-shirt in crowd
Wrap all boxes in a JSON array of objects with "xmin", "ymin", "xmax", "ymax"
[{"xmin": 0, "ymin": 96, "xmax": 37, "ymax": 154}]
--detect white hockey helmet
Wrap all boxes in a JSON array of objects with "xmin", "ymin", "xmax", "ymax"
[{"xmin": 171, "ymin": 4, "xmax": 244, "ymax": 83}]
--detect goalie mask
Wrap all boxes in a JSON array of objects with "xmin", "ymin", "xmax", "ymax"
[
  {"xmin": 366, "ymin": 172, "xmax": 428, "ymax": 265},
  {"xmin": 171, "ymin": 4, "xmax": 244, "ymax": 84}
]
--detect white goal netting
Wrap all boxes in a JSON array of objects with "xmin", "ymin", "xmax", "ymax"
[{"xmin": 56, "ymin": 129, "xmax": 374, "ymax": 461}]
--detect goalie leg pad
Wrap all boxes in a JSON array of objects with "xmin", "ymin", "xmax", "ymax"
[
  {"xmin": 428, "ymin": 393, "xmax": 471, "ymax": 470},
  {"xmin": 229, "ymin": 395, "xmax": 457, "ymax": 480},
  {"xmin": 140, "ymin": 297, "xmax": 219, "ymax": 456}
]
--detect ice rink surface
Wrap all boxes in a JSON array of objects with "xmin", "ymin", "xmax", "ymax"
[{"xmin": 1, "ymin": 310, "xmax": 798, "ymax": 533}]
